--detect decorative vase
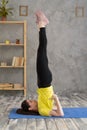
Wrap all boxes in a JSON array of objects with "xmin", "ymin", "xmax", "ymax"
[
  {"xmin": 5, "ymin": 40, "xmax": 10, "ymax": 45},
  {"xmin": 1, "ymin": 16, "xmax": 7, "ymax": 21}
]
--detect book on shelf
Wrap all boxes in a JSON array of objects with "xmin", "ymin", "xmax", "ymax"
[
  {"xmin": 0, "ymin": 83, "xmax": 23, "ymax": 89},
  {"xmin": 13, "ymin": 83, "xmax": 22, "ymax": 88},
  {"xmin": 0, "ymin": 83, "xmax": 14, "ymax": 88},
  {"xmin": 12, "ymin": 56, "xmax": 24, "ymax": 66}
]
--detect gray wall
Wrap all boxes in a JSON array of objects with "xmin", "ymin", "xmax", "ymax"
[{"xmin": 0, "ymin": 0, "xmax": 87, "ymax": 96}]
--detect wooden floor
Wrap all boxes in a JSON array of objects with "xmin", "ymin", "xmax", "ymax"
[{"xmin": 0, "ymin": 92, "xmax": 87, "ymax": 130}]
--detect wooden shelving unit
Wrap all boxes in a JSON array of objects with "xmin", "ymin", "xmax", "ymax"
[{"xmin": 0, "ymin": 21, "xmax": 27, "ymax": 96}]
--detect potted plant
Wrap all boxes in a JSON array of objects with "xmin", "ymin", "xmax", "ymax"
[{"xmin": 0, "ymin": 0, "xmax": 13, "ymax": 21}]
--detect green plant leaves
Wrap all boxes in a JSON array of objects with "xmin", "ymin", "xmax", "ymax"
[{"xmin": 0, "ymin": 0, "xmax": 13, "ymax": 16}]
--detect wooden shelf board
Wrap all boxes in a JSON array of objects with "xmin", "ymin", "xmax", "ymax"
[
  {"xmin": 0, "ymin": 87, "xmax": 24, "ymax": 90},
  {"xmin": 0, "ymin": 66, "xmax": 24, "ymax": 68},
  {"xmin": 0, "ymin": 43, "xmax": 24, "ymax": 46},
  {"xmin": 0, "ymin": 21, "xmax": 25, "ymax": 24}
]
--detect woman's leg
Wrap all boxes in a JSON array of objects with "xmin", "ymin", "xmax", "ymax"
[{"xmin": 36, "ymin": 27, "xmax": 52, "ymax": 88}]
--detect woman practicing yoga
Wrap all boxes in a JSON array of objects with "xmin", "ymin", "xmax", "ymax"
[{"xmin": 20, "ymin": 11, "xmax": 64, "ymax": 116}]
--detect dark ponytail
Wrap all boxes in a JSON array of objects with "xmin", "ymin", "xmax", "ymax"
[{"xmin": 21, "ymin": 100, "xmax": 30, "ymax": 112}]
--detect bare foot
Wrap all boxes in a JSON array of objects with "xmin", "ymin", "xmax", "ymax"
[{"xmin": 35, "ymin": 10, "xmax": 49, "ymax": 27}]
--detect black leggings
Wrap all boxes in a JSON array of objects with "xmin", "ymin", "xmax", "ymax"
[{"xmin": 36, "ymin": 28, "xmax": 52, "ymax": 88}]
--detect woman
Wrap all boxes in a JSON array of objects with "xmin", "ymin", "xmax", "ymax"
[{"xmin": 20, "ymin": 11, "xmax": 64, "ymax": 116}]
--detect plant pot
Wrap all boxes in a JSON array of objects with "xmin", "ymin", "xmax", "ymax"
[{"xmin": 1, "ymin": 16, "xmax": 7, "ymax": 21}]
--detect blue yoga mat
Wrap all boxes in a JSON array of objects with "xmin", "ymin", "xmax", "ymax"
[{"xmin": 9, "ymin": 107, "xmax": 87, "ymax": 119}]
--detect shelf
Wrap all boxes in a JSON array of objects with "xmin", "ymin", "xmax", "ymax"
[
  {"xmin": 0, "ymin": 21, "xmax": 27, "ymax": 96},
  {"xmin": 0, "ymin": 87, "xmax": 24, "ymax": 90},
  {"xmin": 0, "ymin": 21, "xmax": 25, "ymax": 24},
  {"xmin": 0, "ymin": 43, "xmax": 24, "ymax": 46},
  {"xmin": 0, "ymin": 66, "xmax": 24, "ymax": 68}
]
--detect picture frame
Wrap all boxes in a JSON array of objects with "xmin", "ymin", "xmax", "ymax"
[
  {"xmin": 19, "ymin": 6, "xmax": 28, "ymax": 16},
  {"xmin": 75, "ymin": 6, "xmax": 84, "ymax": 17}
]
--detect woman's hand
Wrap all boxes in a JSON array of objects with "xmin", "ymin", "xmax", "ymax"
[
  {"xmin": 50, "ymin": 94, "xmax": 58, "ymax": 100},
  {"xmin": 49, "ymin": 94, "xmax": 64, "ymax": 117}
]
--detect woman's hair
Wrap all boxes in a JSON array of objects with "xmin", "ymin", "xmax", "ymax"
[
  {"xmin": 16, "ymin": 108, "xmax": 39, "ymax": 115},
  {"xmin": 21, "ymin": 100, "xmax": 30, "ymax": 112},
  {"xmin": 16, "ymin": 100, "xmax": 39, "ymax": 115}
]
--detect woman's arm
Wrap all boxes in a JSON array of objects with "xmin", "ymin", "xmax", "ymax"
[{"xmin": 49, "ymin": 94, "xmax": 64, "ymax": 116}]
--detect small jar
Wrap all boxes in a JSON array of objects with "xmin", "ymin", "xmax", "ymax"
[{"xmin": 16, "ymin": 39, "xmax": 20, "ymax": 44}]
